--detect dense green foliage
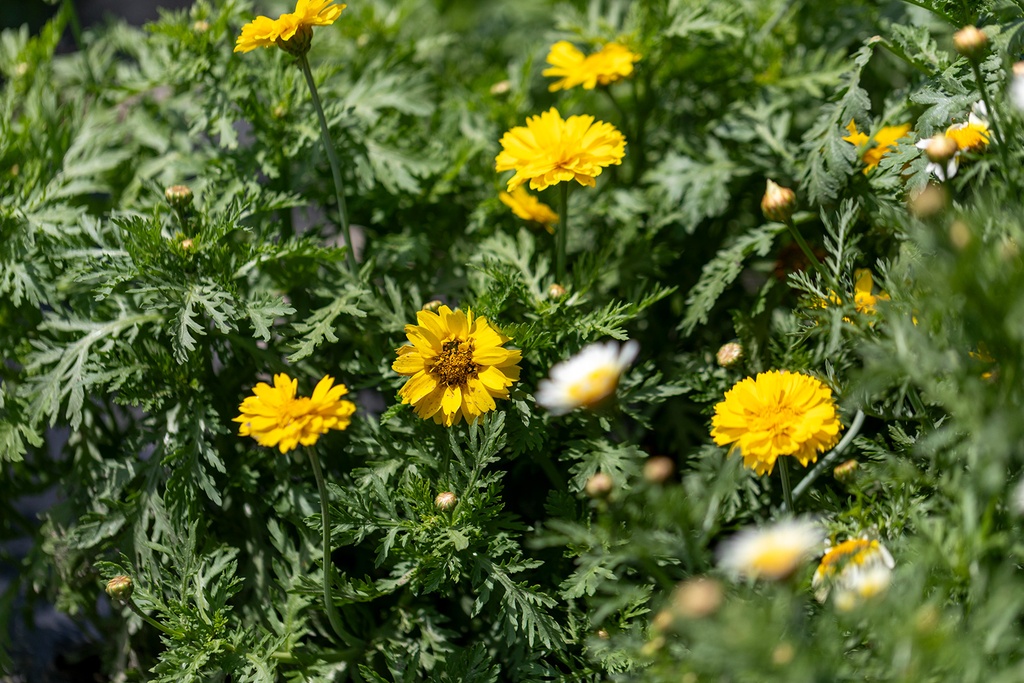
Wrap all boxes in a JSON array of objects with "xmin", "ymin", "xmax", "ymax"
[{"xmin": 5, "ymin": 0, "xmax": 1024, "ymax": 680}]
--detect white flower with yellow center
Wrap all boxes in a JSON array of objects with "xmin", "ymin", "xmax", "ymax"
[
  {"xmin": 812, "ymin": 537, "xmax": 895, "ymax": 609},
  {"xmin": 535, "ymin": 340, "xmax": 639, "ymax": 415},
  {"xmin": 717, "ymin": 519, "xmax": 823, "ymax": 581}
]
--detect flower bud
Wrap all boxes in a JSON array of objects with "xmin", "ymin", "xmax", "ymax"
[
  {"xmin": 761, "ymin": 179, "xmax": 796, "ymax": 223},
  {"xmin": 833, "ymin": 459, "xmax": 858, "ymax": 482},
  {"xmin": 422, "ymin": 300, "xmax": 443, "ymax": 312},
  {"xmin": 948, "ymin": 221, "xmax": 971, "ymax": 250},
  {"xmin": 434, "ymin": 491, "xmax": 457, "ymax": 511},
  {"xmin": 596, "ymin": 628, "xmax": 610, "ymax": 640},
  {"xmin": 165, "ymin": 185, "xmax": 193, "ymax": 211},
  {"xmin": 908, "ymin": 184, "xmax": 948, "ymax": 219},
  {"xmin": 772, "ymin": 642, "xmax": 795, "ymax": 666},
  {"xmin": 105, "ymin": 575, "xmax": 133, "ymax": 602},
  {"xmin": 490, "ymin": 80, "xmax": 511, "ymax": 95},
  {"xmin": 716, "ymin": 342, "xmax": 743, "ymax": 368},
  {"xmin": 585, "ymin": 472, "xmax": 614, "ymax": 498},
  {"xmin": 276, "ymin": 24, "xmax": 313, "ymax": 57},
  {"xmin": 192, "ymin": 20, "xmax": 210, "ymax": 32},
  {"xmin": 180, "ymin": 238, "xmax": 195, "ymax": 251},
  {"xmin": 643, "ymin": 456, "xmax": 674, "ymax": 484},
  {"xmin": 923, "ymin": 134, "xmax": 958, "ymax": 163},
  {"xmin": 547, "ymin": 283, "xmax": 567, "ymax": 299},
  {"xmin": 954, "ymin": 25, "xmax": 988, "ymax": 60},
  {"xmin": 671, "ymin": 578, "xmax": 723, "ymax": 619}
]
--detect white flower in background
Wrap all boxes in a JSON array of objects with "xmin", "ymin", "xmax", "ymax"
[
  {"xmin": 813, "ymin": 537, "xmax": 895, "ymax": 609},
  {"xmin": 1010, "ymin": 62, "xmax": 1024, "ymax": 111},
  {"xmin": 1011, "ymin": 477, "xmax": 1024, "ymax": 516},
  {"xmin": 536, "ymin": 340, "xmax": 639, "ymax": 414},
  {"xmin": 717, "ymin": 518, "xmax": 823, "ymax": 581}
]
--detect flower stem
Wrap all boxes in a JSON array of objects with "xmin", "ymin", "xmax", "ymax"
[
  {"xmin": 306, "ymin": 447, "xmax": 357, "ymax": 645},
  {"xmin": 556, "ymin": 183, "xmax": 569, "ymax": 282},
  {"xmin": 788, "ymin": 409, "xmax": 866, "ymax": 504},
  {"xmin": 969, "ymin": 60, "xmax": 1011, "ymax": 171},
  {"xmin": 778, "ymin": 457, "xmax": 794, "ymax": 512},
  {"xmin": 783, "ymin": 218, "xmax": 827, "ymax": 282},
  {"xmin": 298, "ymin": 54, "xmax": 359, "ymax": 277},
  {"xmin": 126, "ymin": 600, "xmax": 178, "ymax": 638}
]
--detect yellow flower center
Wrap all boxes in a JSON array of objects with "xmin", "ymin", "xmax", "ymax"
[
  {"xmin": 751, "ymin": 547, "xmax": 801, "ymax": 577},
  {"xmin": 566, "ymin": 367, "xmax": 618, "ymax": 405},
  {"xmin": 750, "ymin": 405, "xmax": 797, "ymax": 435},
  {"xmin": 431, "ymin": 340, "xmax": 478, "ymax": 387}
]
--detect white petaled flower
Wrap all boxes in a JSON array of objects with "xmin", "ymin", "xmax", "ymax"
[
  {"xmin": 717, "ymin": 518, "xmax": 823, "ymax": 581},
  {"xmin": 1012, "ymin": 477, "xmax": 1024, "ymax": 516},
  {"xmin": 812, "ymin": 537, "xmax": 895, "ymax": 609},
  {"xmin": 536, "ymin": 340, "xmax": 639, "ymax": 415},
  {"xmin": 1010, "ymin": 63, "xmax": 1024, "ymax": 111}
]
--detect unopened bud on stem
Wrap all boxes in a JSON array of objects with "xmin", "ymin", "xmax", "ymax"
[
  {"xmin": 761, "ymin": 179, "xmax": 796, "ymax": 223},
  {"xmin": 585, "ymin": 472, "xmax": 613, "ymax": 498},
  {"xmin": 953, "ymin": 25, "xmax": 988, "ymax": 60},
  {"xmin": 434, "ymin": 491, "xmax": 457, "ymax": 511},
  {"xmin": 923, "ymin": 134, "xmax": 958, "ymax": 164},
  {"xmin": 106, "ymin": 575, "xmax": 134, "ymax": 603},
  {"xmin": 164, "ymin": 185, "xmax": 193, "ymax": 211}
]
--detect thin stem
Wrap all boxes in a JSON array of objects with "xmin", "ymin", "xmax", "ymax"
[
  {"xmin": 298, "ymin": 54, "xmax": 359, "ymax": 277},
  {"xmin": 789, "ymin": 409, "xmax": 867, "ymax": 504},
  {"xmin": 126, "ymin": 600, "xmax": 178, "ymax": 638},
  {"xmin": 970, "ymin": 60, "xmax": 1011, "ymax": 171},
  {"xmin": 306, "ymin": 447, "xmax": 357, "ymax": 645},
  {"xmin": 783, "ymin": 218, "xmax": 831, "ymax": 287},
  {"xmin": 556, "ymin": 183, "xmax": 569, "ymax": 282},
  {"xmin": 778, "ymin": 457, "xmax": 794, "ymax": 512}
]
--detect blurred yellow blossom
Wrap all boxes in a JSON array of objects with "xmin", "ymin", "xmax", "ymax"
[{"xmin": 543, "ymin": 41, "xmax": 641, "ymax": 91}]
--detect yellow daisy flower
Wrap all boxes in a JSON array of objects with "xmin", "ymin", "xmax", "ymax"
[
  {"xmin": 392, "ymin": 305, "xmax": 522, "ymax": 426},
  {"xmin": 499, "ymin": 187, "xmax": 559, "ymax": 233},
  {"xmin": 234, "ymin": 0, "xmax": 346, "ymax": 54},
  {"xmin": 852, "ymin": 269, "xmax": 889, "ymax": 314},
  {"xmin": 543, "ymin": 41, "xmax": 641, "ymax": 92},
  {"xmin": 711, "ymin": 370, "xmax": 842, "ymax": 476},
  {"xmin": 234, "ymin": 373, "xmax": 356, "ymax": 453},
  {"xmin": 843, "ymin": 120, "xmax": 912, "ymax": 173},
  {"xmin": 496, "ymin": 108, "xmax": 626, "ymax": 193},
  {"xmin": 944, "ymin": 112, "xmax": 989, "ymax": 153}
]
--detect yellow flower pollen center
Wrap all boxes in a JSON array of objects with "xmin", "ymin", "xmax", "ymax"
[
  {"xmin": 431, "ymin": 340, "xmax": 478, "ymax": 387},
  {"xmin": 567, "ymin": 367, "xmax": 618, "ymax": 404},
  {"xmin": 752, "ymin": 547, "xmax": 800, "ymax": 576}
]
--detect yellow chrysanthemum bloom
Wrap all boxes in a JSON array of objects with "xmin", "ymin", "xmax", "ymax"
[
  {"xmin": 543, "ymin": 41, "xmax": 641, "ymax": 92},
  {"xmin": 944, "ymin": 112, "xmax": 989, "ymax": 153},
  {"xmin": 818, "ymin": 269, "xmax": 889, "ymax": 318},
  {"xmin": 711, "ymin": 370, "xmax": 842, "ymax": 476},
  {"xmin": 234, "ymin": 0, "xmax": 345, "ymax": 53},
  {"xmin": 392, "ymin": 305, "xmax": 522, "ymax": 426},
  {"xmin": 234, "ymin": 373, "xmax": 356, "ymax": 453},
  {"xmin": 499, "ymin": 187, "xmax": 559, "ymax": 233},
  {"xmin": 843, "ymin": 120, "xmax": 912, "ymax": 173},
  {"xmin": 495, "ymin": 108, "xmax": 626, "ymax": 193}
]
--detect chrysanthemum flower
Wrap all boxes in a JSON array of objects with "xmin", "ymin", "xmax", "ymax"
[
  {"xmin": 843, "ymin": 120, "xmax": 912, "ymax": 173},
  {"xmin": 392, "ymin": 305, "xmax": 522, "ymax": 426},
  {"xmin": 536, "ymin": 340, "xmax": 639, "ymax": 415},
  {"xmin": 234, "ymin": 373, "xmax": 356, "ymax": 453},
  {"xmin": 851, "ymin": 269, "xmax": 889, "ymax": 314},
  {"xmin": 499, "ymin": 187, "xmax": 559, "ymax": 233},
  {"xmin": 495, "ymin": 108, "xmax": 626, "ymax": 192},
  {"xmin": 813, "ymin": 538, "xmax": 895, "ymax": 609},
  {"xmin": 711, "ymin": 370, "xmax": 842, "ymax": 476},
  {"xmin": 234, "ymin": 0, "xmax": 345, "ymax": 54},
  {"xmin": 717, "ymin": 518, "xmax": 824, "ymax": 581},
  {"xmin": 543, "ymin": 41, "xmax": 641, "ymax": 91}
]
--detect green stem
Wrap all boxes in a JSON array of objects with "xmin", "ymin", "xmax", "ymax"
[
  {"xmin": 127, "ymin": 600, "xmax": 179, "ymax": 638},
  {"xmin": 969, "ymin": 60, "xmax": 1011, "ymax": 171},
  {"xmin": 783, "ymin": 218, "xmax": 831, "ymax": 287},
  {"xmin": 556, "ymin": 183, "xmax": 569, "ymax": 282},
  {"xmin": 778, "ymin": 457, "xmax": 794, "ymax": 513},
  {"xmin": 298, "ymin": 54, "xmax": 359, "ymax": 277},
  {"xmin": 306, "ymin": 447, "xmax": 357, "ymax": 645}
]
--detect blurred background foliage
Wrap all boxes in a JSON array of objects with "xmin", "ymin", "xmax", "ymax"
[{"xmin": 5, "ymin": 0, "xmax": 1024, "ymax": 680}]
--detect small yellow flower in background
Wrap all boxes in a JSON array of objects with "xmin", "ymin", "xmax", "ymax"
[
  {"xmin": 944, "ymin": 109, "xmax": 989, "ymax": 153},
  {"xmin": 711, "ymin": 370, "xmax": 842, "ymax": 476},
  {"xmin": 234, "ymin": 0, "xmax": 345, "ymax": 54},
  {"xmin": 495, "ymin": 108, "xmax": 626, "ymax": 192},
  {"xmin": 843, "ymin": 120, "xmax": 912, "ymax": 173},
  {"xmin": 499, "ymin": 187, "xmax": 559, "ymax": 233},
  {"xmin": 852, "ymin": 269, "xmax": 889, "ymax": 314},
  {"xmin": 392, "ymin": 305, "xmax": 521, "ymax": 426},
  {"xmin": 717, "ymin": 518, "xmax": 823, "ymax": 581},
  {"xmin": 813, "ymin": 538, "xmax": 895, "ymax": 610},
  {"xmin": 543, "ymin": 40, "xmax": 641, "ymax": 91},
  {"xmin": 235, "ymin": 373, "xmax": 356, "ymax": 453},
  {"xmin": 535, "ymin": 340, "xmax": 639, "ymax": 415}
]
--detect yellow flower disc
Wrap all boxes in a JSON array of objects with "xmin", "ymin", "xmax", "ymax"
[
  {"xmin": 234, "ymin": 373, "xmax": 356, "ymax": 453},
  {"xmin": 234, "ymin": 0, "xmax": 346, "ymax": 53},
  {"xmin": 543, "ymin": 41, "xmax": 641, "ymax": 92},
  {"xmin": 495, "ymin": 108, "xmax": 626, "ymax": 192},
  {"xmin": 392, "ymin": 305, "xmax": 522, "ymax": 426},
  {"xmin": 710, "ymin": 370, "xmax": 842, "ymax": 476}
]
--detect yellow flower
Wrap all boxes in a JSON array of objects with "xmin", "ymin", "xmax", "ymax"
[
  {"xmin": 852, "ymin": 269, "xmax": 889, "ymax": 314},
  {"xmin": 392, "ymin": 305, "xmax": 522, "ymax": 426},
  {"xmin": 495, "ymin": 108, "xmax": 626, "ymax": 192},
  {"xmin": 234, "ymin": 373, "xmax": 356, "ymax": 453},
  {"xmin": 542, "ymin": 41, "xmax": 641, "ymax": 92},
  {"xmin": 499, "ymin": 187, "xmax": 559, "ymax": 233},
  {"xmin": 812, "ymin": 538, "xmax": 895, "ymax": 609},
  {"xmin": 710, "ymin": 370, "xmax": 842, "ymax": 476},
  {"xmin": 944, "ymin": 112, "xmax": 989, "ymax": 153},
  {"xmin": 234, "ymin": 0, "xmax": 345, "ymax": 53},
  {"xmin": 717, "ymin": 519, "xmax": 824, "ymax": 581},
  {"xmin": 843, "ymin": 120, "xmax": 912, "ymax": 173}
]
